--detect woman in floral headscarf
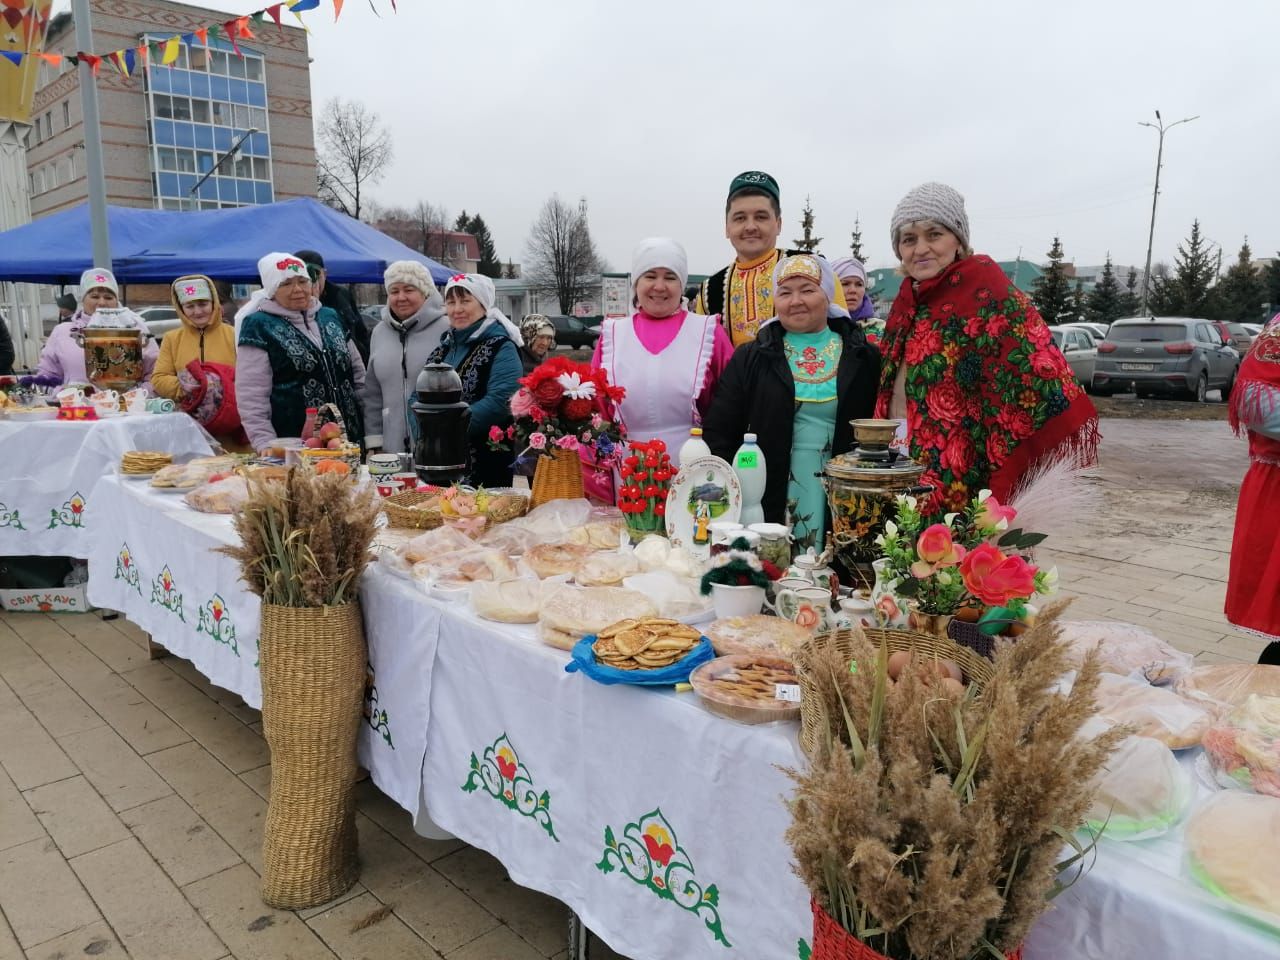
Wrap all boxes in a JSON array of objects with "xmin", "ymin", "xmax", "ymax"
[
  {"xmin": 875, "ymin": 182, "xmax": 1098, "ymax": 516},
  {"xmin": 1225, "ymin": 314, "xmax": 1280, "ymax": 665}
]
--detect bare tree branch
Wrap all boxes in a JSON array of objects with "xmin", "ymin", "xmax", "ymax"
[
  {"xmin": 525, "ymin": 195, "xmax": 603, "ymax": 314},
  {"xmin": 314, "ymin": 97, "xmax": 393, "ymax": 222}
]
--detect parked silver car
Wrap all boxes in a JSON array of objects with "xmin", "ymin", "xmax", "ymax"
[
  {"xmin": 1049, "ymin": 326, "xmax": 1097, "ymax": 391},
  {"xmin": 1093, "ymin": 317, "xmax": 1239, "ymax": 402}
]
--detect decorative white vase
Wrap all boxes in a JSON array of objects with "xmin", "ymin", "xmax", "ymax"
[{"xmin": 709, "ymin": 583, "xmax": 766, "ymax": 619}]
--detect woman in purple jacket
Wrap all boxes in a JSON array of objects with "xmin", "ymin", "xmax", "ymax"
[{"xmin": 35, "ymin": 268, "xmax": 158, "ymax": 386}]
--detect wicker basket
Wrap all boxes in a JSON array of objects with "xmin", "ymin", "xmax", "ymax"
[
  {"xmin": 259, "ymin": 601, "xmax": 365, "ymax": 908},
  {"xmin": 381, "ymin": 487, "xmax": 530, "ymax": 531},
  {"xmin": 530, "ymin": 449, "xmax": 584, "ymax": 509},
  {"xmin": 796, "ymin": 626, "xmax": 996, "ymax": 761},
  {"xmin": 811, "ymin": 898, "xmax": 1022, "ymax": 959}
]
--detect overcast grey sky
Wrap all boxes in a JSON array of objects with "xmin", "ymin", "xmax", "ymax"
[{"xmin": 66, "ymin": 0, "xmax": 1280, "ymax": 275}]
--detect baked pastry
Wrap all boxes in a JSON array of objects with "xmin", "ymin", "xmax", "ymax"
[
  {"xmin": 538, "ymin": 586, "xmax": 656, "ymax": 650},
  {"xmin": 471, "ymin": 579, "xmax": 542, "ymax": 624},
  {"xmin": 1093, "ymin": 673, "xmax": 1213, "ymax": 749},
  {"xmin": 428, "ymin": 548, "xmax": 516, "ymax": 585},
  {"xmin": 689, "ymin": 654, "xmax": 802, "ymax": 723},
  {"xmin": 591, "ymin": 618, "xmax": 702, "ymax": 670},
  {"xmin": 1083, "ymin": 731, "xmax": 1192, "ymax": 840},
  {"xmin": 1176, "ymin": 664, "xmax": 1280, "ymax": 709},
  {"xmin": 566, "ymin": 519, "xmax": 626, "ymax": 549},
  {"xmin": 706, "ymin": 615, "xmax": 810, "ymax": 658},
  {"xmin": 576, "ymin": 551, "xmax": 641, "ymax": 587},
  {"xmin": 1185, "ymin": 792, "xmax": 1280, "ymax": 918},
  {"xmin": 1202, "ymin": 695, "xmax": 1280, "ymax": 797},
  {"xmin": 1059, "ymin": 620, "xmax": 1193, "ymax": 684},
  {"xmin": 120, "ymin": 450, "xmax": 172, "ymax": 474},
  {"xmin": 398, "ymin": 526, "xmax": 476, "ymax": 565},
  {"xmin": 184, "ymin": 476, "xmax": 249, "ymax": 514},
  {"xmin": 526, "ymin": 543, "xmax": 597, "ymax": 579}
]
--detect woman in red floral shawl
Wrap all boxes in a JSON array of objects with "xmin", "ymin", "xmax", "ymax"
[
  {"xmin": 874, "ymin": 182, "xmax": 1099, "ymax": 517},
  {"xmin": 1225, "ymin": 314, "xmax": 1280, "ymax": 665}
]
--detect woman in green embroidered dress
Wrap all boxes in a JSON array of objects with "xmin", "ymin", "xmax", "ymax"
[
  {"xmin": 704, "ymin": 255, "xmax": 881, "ymax": 551},
  {"xmin": 235, "ymin": 252, "xmax": 366, "ymax": 453}
]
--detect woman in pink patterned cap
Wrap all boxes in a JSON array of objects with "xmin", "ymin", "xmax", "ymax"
[{"xmin": 34, "ymin": 267, "xmax": 158, "ymax": 386}]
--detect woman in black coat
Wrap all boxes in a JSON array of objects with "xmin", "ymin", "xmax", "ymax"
[{"xmin": 703, "ymin": 255, "xmax": 880, "ymax": 551}]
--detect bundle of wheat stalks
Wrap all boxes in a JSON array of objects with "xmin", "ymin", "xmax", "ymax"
[
  {"xmin": 219, "ymin": 465, "xmax": 381, "ymax": 607},
  {"xmin": 787, "ymin": 602, "xmax": 1123, "ymax": 960}
]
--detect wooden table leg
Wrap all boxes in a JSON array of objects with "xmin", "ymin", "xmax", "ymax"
[{"xmin": 147, "ymin": 635, "xmax": 168, "ymax": 660}]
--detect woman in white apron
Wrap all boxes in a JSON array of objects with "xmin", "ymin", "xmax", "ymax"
[{"xmin": 592, "ymin": 238, "xmax": 735, "ymax": 468}]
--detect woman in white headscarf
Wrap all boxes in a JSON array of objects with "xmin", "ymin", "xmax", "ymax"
[
  {"xmin": 591, "ymin": 238, "xmax": 734, "ymax": 467},
  {"xmin": 425, "ymin": 273, "xmax": 524, "ymax": 487},
  {"xmin": 34, "ymin": 267, "xmax": 158, "ymax": 387}
]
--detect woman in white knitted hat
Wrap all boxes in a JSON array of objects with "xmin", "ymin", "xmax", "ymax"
[
  {"xmin": 592, "ymin": 238, "xmax": 734, "ymax": 468},
  {"xmin": 874, "ymin": 182, "xmax": 1098, "ymax": 517},
  {"xmin": 34, "ymin": 267, "xmax": 158, "ymax": 386},
  {"xmin": 364, "ymin": 261, "xmax": 447, "ymax": 455}
]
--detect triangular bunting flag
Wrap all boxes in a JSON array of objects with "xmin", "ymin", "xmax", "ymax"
[
  {"xmin": 162, "ymin": 36, "xmax": 181, "ymax": 65},
  {"xmin": 265, "ymin": 4, "xmax": 284, "ymax": 28},
  {"xmin": 223, "ymin": 21, "xmax": 241, "ymax": 56},
  {"xmin": 334, "ymin": 0, "xmax": 344, "ymax": 20},
  {"xmin": 123, "ymin": 48, "xmax": 137, "ymax": 75},
  {"xmin": 288, "ymin": 0, "xmax": 322, "ymax": 10},
  {"xmin": 0, "ymin": 50, "xmax": 22, "ymax": 66},
  {"xmin": 108, "ymin": 49, "xmax": 128, "ymax": 77},
  {"xmin": 134, "ymin": 44, "xmax": 149, "ymax": 68},
  {"xmin": 82, "ymin": 54, "xmax": 102, "ymax": 76},
  {"xmin": 67, "ymin": 54, "xmax": 79, "ymax": 67},
  {"xmin": 38, "ymin": 52, "xmax": 63, "ymax": 67},
  {"xmin": 236, "ymin": 16, "xmax": 255, "ymax": 40},
  {"xmin": 195, "ymin": 26, "xmax": 208, "ymax": 45}
]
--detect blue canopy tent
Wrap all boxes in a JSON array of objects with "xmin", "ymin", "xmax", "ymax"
[{"xmin": 0, "ymin": 198, "xmax": 454, "ymax": 285}]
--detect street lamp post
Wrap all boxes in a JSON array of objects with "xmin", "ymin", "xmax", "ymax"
[
  {"xmin": 188, "ymin": 128, "xmax": 259, "ymax": 202},
  {"xmin": 1138, "ymin": 109, "xmax": 1199, "ymax": 313}
]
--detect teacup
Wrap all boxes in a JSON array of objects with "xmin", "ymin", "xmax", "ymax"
[
  {"xmin": 375, "ymin": 479, "xmax": 405, "ymax": 498},
  {"xmin": 146, "ymin": 398, "xmax": 176, "ymax": 414},
  {"xmin": 56, "ymin": 387, "xmax": 86, "ymax": 407},
  {"xmin": 367, "ymin": 453, "xmax": 401, "ymax": 479},
  {"xmin": 392, "ymin": 472, "xmax": 419, "ymax": 491},
  {"xmin": 770, "ymin": 585, "xmax": 836, "ymax": 633},
  {"xmin": 837, "ymin": 595, "xmax": 878, "ymax": 630}
]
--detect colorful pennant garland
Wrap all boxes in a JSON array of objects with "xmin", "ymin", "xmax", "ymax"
[{"xmin": 0, "ymin": 0, "xmax": 391, "ymax": 77}]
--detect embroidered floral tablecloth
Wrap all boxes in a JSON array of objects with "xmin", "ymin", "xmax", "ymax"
[{"xmin": 0, "ymin": 414, "xmax": 213, "ymax": 558}]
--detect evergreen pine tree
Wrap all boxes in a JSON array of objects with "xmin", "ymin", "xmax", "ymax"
[
  {"xmin": 1263, "ymin": 255, "xmax": 1280, "ymax": 315},
  {"xmin": 849, "ymin": 216, "xmax": 866, "ymax": 262},
  {"xmin": 1214, "ymin": 239, "xmax": 1267, "ymax": 323},
  {"xmin": 504, "ymin": 259, "xmax": 518, "ymax": 279},
  {"xmin": 793, "ymin": 197, "xmax": 822, "ymax": 253},
  {"xmin": 466, "ymin": 214, "xmax": 502, "ymax": 277},
  {"xmin": 1086, "ymin": 256, "xmax": 1123, "ymax": 325},
  {"xmin": 453, "ymin": 210, "xmax": 470, "ymax": 231},
  {"xmin": 1155, "ymin": 220, "xmax": 1217, "ymax": 316},
  {"xmin": 1071, "ymin": 280, "xmax": 1088, "ymax": 323},
  {"xmin": 1031, "ymin": 236, "xmax": 1074, "ymax": 324},
  {"xmin": 1118, "ymin": 267, "xmax": 1141, "ymax": 316}
]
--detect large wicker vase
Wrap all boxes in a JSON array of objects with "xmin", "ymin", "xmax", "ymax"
[
  {"xmin": 259, "ymin": 602, "xmax": 365, "ymax": 908},
  {"xmin": 530, "ymin": 449, "xmax": 584, "ymax": 509},
  {"xmin": 811, "ymin": 899, "xmax": 1023, "ymax": 959}
]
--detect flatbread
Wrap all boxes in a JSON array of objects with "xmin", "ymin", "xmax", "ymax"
[
  {"xmin": 1176, "ymin": 664, "xmax": 1280, "ymax": 709},
  {"xmin": 539, "ymin": 586, "xmax": 656, "ymax": 636},
  {"xmin": 471, "ymin": 579, "xmax": 542, "ymax": 624},
  {"xmin": 526, "ymin": 543, "xmax": 597, "ymax": 579},
  {"xmin": 1094, "ymin": 673, "xmax": 1213, "ymax": 750},
  {"xmin": 706, "ymin": 615, "xmax": 810, "ymax": 658},
  {"xmin": 1185, "ymin": 792, "xmax": 1280, "ymax": 917},
  {"xmin": 1084, "ymin": 733, "xmax": 1191, "ymax": 839}
]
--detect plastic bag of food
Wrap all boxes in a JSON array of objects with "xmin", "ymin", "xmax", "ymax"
[
  {"xmin": 1185, "ymin": 791, "xmax": 1280, "ymax": 921},
  {"xmin": 415, "ymin": 547, "xmax": 516, "ymax": 586},
  {"xmin": 396, "ymin": 525, "xmax": 476, "ymax": 565},
  {"xmin": 471, "ymin": 579, "xmax": 543, "ymax": 624},
  {"xmin": 478, "ymin": 524, "xmax": 542, "ymax": 558},
  {"xmin": 622, "ymin": 570, "xmax": 713, "ymax": 621},
  {"xmin": 576, "ymin": 551, "xmax": 642, "ymax": 587},
  {"xmin": 563, "ymin": 506, "xmax": 627, "ymax": 550},
  {"xmin": 507, "ymin": 498, "xmax": 595, "ymax": 539},
  {"xmin": 1176, "ymin": 663, "xmax": 1280, "ymax": 710},
  {"xmin": 523, "ymin": 542, "xmax": 598, "ymax": 579},
  {"xmin": 1082, "ymin": 723, "xmax": 1192, "ymax": 840},
  {"xmin": 183, "ymin": 476, "xmax": 248, "ymax": 514},
  {"xmin": 1059, "ymin": 620, "xmax": 1194, "ymax": 685},
  {"xmin": 1093, "ymin": 673, "xmax": 1213, "ymax": 749},
  {"xmin": 632, "ymin": 535, "xmax": 673, "ymax": 571},
  {"xmin": 1202, "ymin": 695, "xmax": 1280, "ymax": 797},
  {"xmin": 538, "ymin": 584, "xmax": 656, "ymax": 650}
]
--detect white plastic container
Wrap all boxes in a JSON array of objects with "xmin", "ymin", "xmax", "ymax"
[
  {"xmin": 733, "ymin": 433, "xmax": 767, "ymax": 526},
  {"xmin": 678, "ymin": 427, "xmax": 712, "ymax": 467}
]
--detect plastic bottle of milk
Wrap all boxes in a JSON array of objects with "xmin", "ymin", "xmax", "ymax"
[
  {"xmin": 733, "ymin": 433, "xmax": 767, "ymax": 526},
  {"xmin": 678, "ymin": 427, "xmax": 712, "ymax": 466}
]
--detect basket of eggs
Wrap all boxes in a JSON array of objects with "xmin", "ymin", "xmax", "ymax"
[
  {"xmin": 795, "ymin": 626, "xmax": 995, "ymax": 761},
  {"xmin": 296, "ymin": 405, "xmax": 360, "ymax": 479}
]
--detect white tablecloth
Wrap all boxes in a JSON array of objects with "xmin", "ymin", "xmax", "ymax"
[
  {"xmin": 83, "ymin": 477, "xmax": 1280, "ymax": 960},
  {"xmin": 0, "ymin": 414, "xmax": 213, "ymax": 558}
]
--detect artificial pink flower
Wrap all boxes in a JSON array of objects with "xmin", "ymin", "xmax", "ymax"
[
  {"xmin": 976, "ymin": 491, "xmax": 1017, "ymax": 530},
  {"xmin": 487, "ymin": 425, "xmax": 504, "ymax": 443},
  {"xmin": 910, "ymin": 523, "xmax": 966, "ymax": 578},
  {"xmin": 510, "ymin": 387, "xmax": 537, "ymax": 418},
  {"xmin": 554, "ymin": 435, "xmax": 580, "ymax": 451},
  {"xmin": 529, "ymin": 432, "xmax": 547, "ymax": 450},
  {"xmin": 960, "ymin": 543, "xmax": 1038, "ymax": 607}
]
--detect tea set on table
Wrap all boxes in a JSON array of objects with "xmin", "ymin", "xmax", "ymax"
[
  {"xmin": 767, "ymin": 543, "xmax": 882, "ymax": 634},
  {"xmin": 52, "ymin": 386, "xmax": 174, "ymax": 420}
]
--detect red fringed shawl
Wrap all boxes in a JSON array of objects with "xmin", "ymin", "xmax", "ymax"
[
  {"xmin": 874, "ymin": 255, "xmax": 1099, "ymax": 514},
  {"xmin": 1229, "ymin": 315, "xmax": 1280, "ymax": 458}
]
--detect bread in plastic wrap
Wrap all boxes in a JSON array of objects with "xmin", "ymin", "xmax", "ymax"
[
  {"xmin": 525, "ymin": 542, "xmax": 597, "ymax": 579},
  {"xmin": 1082, "ymin": 727, "xmax": 1192, "ymax": 840},
  {"xmin": 477, "ymin": 524, "xmax": 542, "ymax": 558},
  {"xmin": 1093, "ymin": 673, "xmax": 1213, "ymax": 749},
  {"xmin": 538, "ymin": 585, "xmax": 656, "ymax": 645},
  {"xmin": 1202, "ymin": 695, "xmax": 1280, "ymax": 797},
  {"xmin": 576, "ymin": 551, "xmax": 641, "ymax": 587},
  {"xmin": 706, "ymin": 614, "xmax": 811, "ymax": 658},
  {"xmin": 413, "ymin": 547, "xmax": 516, "ymax": 586},
  {"xmin": 1175, "ymin": 663, "xmax": 1280, "ymax": 710},
  {"xmin": 506, "ymin": 498, "xmax": 594, "ymax": 539},
  {"xmin": 1059, "ymin": 620, "xmax": 1194, "ymax": 684},
  {"xmin": 621, "ymin": 570, "xmax": 713, "ymax": 621},
  {"xmin": 1184, "ymin": 791, "xmax": 1280, "ymax": 920},
  {"xmin": 471, "ymin": 579, "xmax": 543, "ymax": 624},
  {"xmin": 397, "ymin": 526, "xmax": 476, "ymax": 565},
  {"xmin": 183, "ymin": 476, "xmax": 248, "ymax": 514}
]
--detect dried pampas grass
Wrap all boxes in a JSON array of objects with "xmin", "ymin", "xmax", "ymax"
[
  {"xmin": 218, "ymin": 465, "xmax": 380, "ymax": 608},
  {"xmin": 787, "ymin": 601, "xmax": 1123, "ymax": 960},
  {"xmin": 1007, "ymin": 457, "xmax": 1100, "ymax": 543}
]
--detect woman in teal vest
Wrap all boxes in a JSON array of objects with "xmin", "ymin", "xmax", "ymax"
[{"xmin": 236, "ymin": 252, "xmax": 366, "ymax": 453}]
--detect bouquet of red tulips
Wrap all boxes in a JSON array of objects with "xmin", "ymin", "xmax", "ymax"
[{"xmin": 616, "ymin": 439, "xmax": 674, "ymax": 539}]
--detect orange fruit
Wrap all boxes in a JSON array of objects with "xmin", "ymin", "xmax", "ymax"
[{"xmin": 315, "ymin": 460, "xmax": 350, "ymax": 476}]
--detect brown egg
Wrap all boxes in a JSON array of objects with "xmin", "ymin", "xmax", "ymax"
[
  {"xmin": 937, "ymin": 659, "xmax": 963, "ymax": 682},
  {"xmin": 939, "ymin": 677, "xmax": 966, "ymax": 698},
  {"xmin": 887, "ymin": 650, "xmax": 912, "ymax": 681},
  {"xmin": 1007, "ymin": 621, "xmax": 1027, "ymax": 638},
  {"xmin": 954, "ymin": 605, "xmax": 981, "ymax": 623}
]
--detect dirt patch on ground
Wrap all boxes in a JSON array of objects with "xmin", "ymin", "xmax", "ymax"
[{"xmin": 1092, "ymin": 393, "xmax": 1229, "ymax": 421}]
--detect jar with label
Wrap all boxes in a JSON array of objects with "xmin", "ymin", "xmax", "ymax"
[
  {"xmin": 748, "ymin": 522, "xmax": 792, "ymax": 571},
  {"xmin": 707, "ymin": 521, "xmax": 744, "ymax": 557}
]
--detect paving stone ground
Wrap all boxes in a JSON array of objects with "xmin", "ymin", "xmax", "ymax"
[{"xmin": 0, "ymin": 417, "xmax": 1262, "ymax": 960}]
